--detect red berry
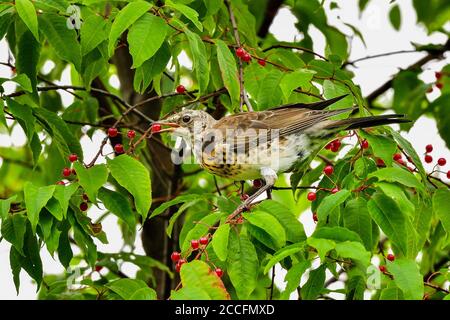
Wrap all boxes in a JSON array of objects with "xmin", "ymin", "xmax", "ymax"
[
  {"xmin": 171, "ymin": 251, "xmax": 181, "ymax": 263},
  {"xmin": 253, "ymin": 179, "xmax": 263, "ymax": 188},
  {"xmin": 199, "ymin": 237, "xmax": 208, "ymax": 245},
  {"xmin": 387, "ymin": 254, "xmax": 395, "ymax": 261},
  {"xmin": 127, "ymin": 130, "xmax": 136, "ymax": 139},
  {"xmin": 379, "ymin": 265, "xmax": 387, "ymax": 273},
  {"xmin": 240, "ymin": 193, "xmax": 249, "ymax": 201},
  {"xmin": 258, "ymin": 59, "xmax": 266, "ymax": 66},
  {"xmin": 68, "ymin": 154, "xmax": 78, "ymax": 162},
  {"xmin": 424, "ymin": 154, "xmax": 433, "ymax": 163},
  {"xmin": 95, "ymin": 265, "xmax": 103, "ymax": 272},
  {"xmin": 361, "ymin": 139, "xmax": 369, "ymax": 149},
  {"xmin": 438, "ymin": 158, "xmax": 447, "ymax": 166},
  {"xmin": 56, "ymin": 181, "xmax": 65, "ymax": 185},
  {"xmin": 62, "ymin": 167, "xmax": 71, "ymax": 177},
  {"xmin": 176, "ymin": 85, "xmax": 186, "ymax": 94},
  {"xmin": 108, "ymin": 127, "xmax": 118, "ymax": 137},
  {"xmin": 425, "ymin": 144, "xmax": 433, "ymax": 153},
  {"xmin": 393, "ymin": 153, "xmax": 402, "ymax": 161},
  {"xmin": 323, "ymin": 165, "xmax": 334, "ymax": 176},
  {"xmin": 151, "ymin": 123, "xmax": 161, "ymax": 133},
  {"xmin": 325, "ymin": 142, "xmax": 332, "ymax": 150},
  {"xmin": 426, "ymin": 87, "xmax": 433, "ymax": 93},
  {"xmin": 236, "ymin": 47, "xmax": 245, "ymax": 57},
  {"xmin": 447, "ymin": 170, "xmax": 450, "ymax": 179},
  {"xmin": 215, "ymin": 268, "xmax": 223, "ymax": 277},
  {"xmin": 436, "ymin": 82, "xmax": 444, "ymax": 90},
  {"xmin": 80, "ymin": 202, "xmax": 88, "ymax": 211},
  {"xmin": 376, "ymin": 158, "xmax": 385, "ymax": 167},
  {"xmin": 191, "ymin": 240, "xmax": 199, "ymax": 249},
  {"xmin": 114, "ymin": 144, "xmax": 124, "ymax": 154},
  {"xmin": 331, "ymin": 188, "xmax": 339, "ymax": 194},
  {"xmin": 435, "ymin": 71, "xmax": 443, "ymax": 80},
  {"xmin": 176, "ymin": 259, "xmax": 186, "ymax": 272},
  {"xmin": 396, "ymin": 159, "xmax": 406, "ymax": 166},
  {"xmin": 330, "ymin": 139, "xmax": 341, "ymax": 152},
  {"xmin": 312, "ymin": 212, "xmax": 318, "ymax": 222},
  {"xmin": 307, "ymin": 192, "xmax": 316, "ymax": 201},
  {"xmin": 82, "ymin": 194, "xmax": 89, "ymax": 201},
  {"xmin": 242, "ymin": 53, "xmax": 251, "ymax": 62}
]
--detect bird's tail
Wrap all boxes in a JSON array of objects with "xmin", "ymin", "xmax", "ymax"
[{"xmin": 324, "ymin": 114, "xmax": 410, "ymax": 130}]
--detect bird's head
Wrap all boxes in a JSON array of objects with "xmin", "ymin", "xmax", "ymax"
[{"xmin": 156, "ymin": 109, "xmax": 216, "ymax": 138}]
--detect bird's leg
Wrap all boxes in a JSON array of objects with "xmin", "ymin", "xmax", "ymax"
[{"xmin": 227, "ymin": 168, "xmax": 277, "ymax": 221}]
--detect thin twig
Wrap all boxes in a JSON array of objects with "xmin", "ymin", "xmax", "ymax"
[{"xmin": 263, "ymin": 44, "xmax": 328, "ymax": 61}]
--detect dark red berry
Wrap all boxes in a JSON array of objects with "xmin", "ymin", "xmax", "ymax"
[
  {"xmin": 82, "ymin": 193, "xmax": 89, "ymax": 201},
  {"xmin": 242, "ymin": 53, "xmax": 251, "ymax": 62},
  {"xmin": 330, "ymin": 139, "xmax": 341, "ymax": 152},
  {"xmin": 69, "ymin": 154, "xmax": 78, "ymax": 162},
  {"xmin": 435, "ymin": 71, "xmax": 443, "ymax": 80},
  {"xmin": 114, "ymin": 144, "xmax": 124, "ymax": 154},
  {"xmin": 436, "ymin": 82, "xmax": 444, "ymax": 90},
  {"xmin": 151, "ymin": 123, "xmax": 161, "ymax": 133},
  {"xmin": 56, "ymin": 181, "xmax": 65, "ymax": 185},
  {"xmin": 361, "ymin": 139, "xmax": 369, "ymax": 149},
  {"xmin": 396, "ymin": 159, "xmax": 406, "ymax": 166},
  {"xmin": 376, "ymin": 158, "xmax": 385, "ymax": 167},
  {"xmin": 313, "ymin": 212, "xmax": 318, "ymax": 222},
  {"xmin": 171, "ymin": 251, "xmax": 181, "ymax": 263},
  {"xmin": 95, "ymin": 265, "xmax": 103, "ymax": 272},
  {"xmin": 323, "ymin": 165, "xmax": 334, "ymax": 176},
  {"xmin": 387, "ymin": 254, "xmax": 395, "ymax": 261},
  {"xmin": 393, "ymin": 153, "xmax": 402, "ymax": 161},
  {"xmin": 127, "ymin": 130, "xmax": 136, "ymax": 139},
  {"xmin": 427, "ymin": 87, "xmax": 433, "ymax": 93},
  {"xmin": 80, "ymin": 202, "xmax": 88, "ymax": 211},
  {"xmin": 258, "ymin": 59, "xmax": 266, "ymax": 66},
  {"xmin": 240, "ymin": 193, "xmax": 249, "ymax": 201},
  {"xmin": 199, "ymin": 237, "xmax": 208, "ymax": 245},
  {"xmin": 379, "ymin": 265, "xmax": 386, "ymax": 273},
  {"xmin": 325, "ymin": 142, "xmax": 332, "ymax": 150},
  {"xmin": 108, "ymin": 127, "xmax": 118, "ymax": 137},
  {"xmin": 215, "ymin": 268, "xmax": 223, "ymax": 277},
  {"xmin": 438, "ymin": 158, "xmax": 447, "ymax": 166},
  {"xmin": 447, "ymin": 170, "xmax": 450, "ymax": 179},
  {"xmin": 176, "ymin": 259, "xmax": 186, "ymax": 272},
  {"xmin": 253, "ymin": 179, "xmax": 263, "ymax": 188},
  {"xmin": 191, "ymin": 240, "xmax": 199, "ymax": 249},
  {"xmin": 176, "ymin": 85, "xmax": 186, "ymax": 94},
  {"xmin": 236, "ymin": 47, "xmax": 245, "ymax": 57},
  {"xmin": 307, "ymin": 192, "xmax": 316, "ymax": 201},
  {"xmin": 62, "ymin": 167, "xmax": 71, "ymax": 177},
  {"xmin": 424, "ymin": 154, "xmax": 433, "ymax": 163},
  {"xmin": 331, "ymin": 188, "xmax": 339, "ymax": 194},
  {"xmin": 425, "ymin": 144, "xmax": 433, "ymax": 153}
]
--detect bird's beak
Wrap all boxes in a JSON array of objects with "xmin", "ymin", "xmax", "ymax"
[{"xmin": 155, "ymin": 121, "xmax": 180, "ymax": 133}]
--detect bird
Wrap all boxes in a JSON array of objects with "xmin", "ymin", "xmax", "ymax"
[{"xmin": 156, "ymin": 95, "xmax": 409, "ymax": 213}]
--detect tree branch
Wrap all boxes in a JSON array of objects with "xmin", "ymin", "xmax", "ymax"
[{"xmin": 258, "ymin": 0, "xmax": 285, "ymax": 38}]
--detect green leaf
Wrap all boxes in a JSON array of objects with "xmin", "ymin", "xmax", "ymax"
[
  {"xmin": 73, "ymin": 162, "xmax": 108, "ymax": 203},
  {"xmin": 343, "ymin": 198, "xmax": 373, "ymax": 251},
  {"xmin": 281, "ymin": 260, "xmax": 310, "ymax": 300},
  {"xmin": 243, "ymin": 210, "xmax": 286, "ymax": 248},
  {"xmin": 128, "ymin": 287, "xmax": 157, "ymax": 300},
  {"xmin": 128, "ymin": 13, "xmax": 168, "ymax": 68},
  {"xmin": 380, "ymin": 287, "xmax": 404, "ymax": 300},
  {"xmin": 317, "ymin": 189, "xmax": 351, "ymax": 220},
  {"xmin": 133, "ymin": 42, "xmax": 170, "ymax": 93},
  {"xmin": 24, "ymin": 182, "xmax": 55, "ymax": 232},
  {"xmin": 280, "ymin": 69, "xmax": 314, "ymax": 101},
  {"xmin": 10, "ymin": 74, "xmax": 32, "ymax": 92},
  {"xmin": 0, "ymin": 195, "xmax": 16, "ymax": 221},
  {"xmin": 376, "ymin": 182, "xmax": 415, "ymax": 217},
  {"xmin": 39, "ymin": 13, "xmax": 82, "ymax": 71},
  {"xmin": 227, "ymin": 233, "xmax": 258, "ymax": 299},
  {"xmin": 184, "ymin": 28, "xmax": 209, "ymax": 95},
  {"xmin": 10, "ymin": 247, "xmax": 22, "ymax": 294},
  {"xmin": 150, "ymin": 194, "xmax": 207, "ymax": 219},
  {"xmin": 335, "ymin": 241, "xmax": 371, "ymax": 266},
  {"xmin": 263, "ymin": 243, "xmax": 305, "ymax": 274},
  {"xmin": 7, "ymin": 98, "xmax": 35, "ymax": 140},
  {"xmin": 368, "ymin": 167, "xmax": 425, "ymax": 194},
  {"xmin": 166, "ymin": 0, "xmax": 202, "ymax": 31},
  {"xmin": 256, "ymin": 69, "xmax": 284, "ymax": 110},
  {"xmin": 108, "ymin": 1, "xmax": 152, "ymax": 56},
  {"xmin": 360, "ymin": 131, "xmax": 397, "ymax": 167},
  {"xmin": 45, "ymin": 198, "xmax": 64, "ymax": 221},
  {"xmin": 1, "ymin": 214, "xmax": 27, "ymax": 255},
  {"xmin": 179, "ymin": 260, "xmax": 230, "ymax": 299},
  {"xmin": 181, "ymin": 213, "xmax": 220, "ymax": 251},
  {"xmin": 388, "ymin": 258, "xmax": 423, "ymax": 300},
  {"xmin": 301, "ymin": 264, "xmax": 326, "ymax": 300},
  {"xmin": 312, "ymin": 226, "xmax": 363, "ymax": 243},
  {"xmin": 107, "ymin": 155, "xmax": 151, "ymax": 221},
  {"xmin": 433, "ymin": 189, "xmax": 450, "ymax": 237},
  {"xmin": 98, "ymin": 187, "xmax": 136, "ymax": 230},
  {"xmin": 15, "ymin": 0, "xmax": 39, "ymax": 41},
  {"xmin": 307, "ymin": 237, "xmax": 336, "ymax": 261},
  {"xmin": 389, "ymin": 4, "xmax": 401, "ymax": 31},
  {"xmin": 389, "ymin": 129, "xmax": 426, "ymax": 179},
  {"xmin": 80, "ymin": 14, "xmax": 110, "ymax": 56},
  {"xmin": 57, "ymin": 221, "xmax": 72, "ymax": 268},
  {"xmin": 367, "ymin": 193, "xmax": 409, "ymax": 256},
  {"xmin": 53, "ymin": 183, "xmax": 78, "ymax": 219},
  {"xmin": 16, "ymin": 222, "xmax": 43, "ymax": 290},
  {"xmin": 215, "ymin": 39, "xmax": 239, "ymax": 104},
  {"xmin": 258, "ymin": 200, "xmax": 306, "ymax": 243},
  {"xmin": 107, "ymin": 279, "xmax": 154, "ymax": 300},
  {"xmin": 171, "ymin": 287, "xmax": 211, "ymax": 300},
  {"xmin": 212, "ymin": 223, "xmax": 230, "ymax": 262}
]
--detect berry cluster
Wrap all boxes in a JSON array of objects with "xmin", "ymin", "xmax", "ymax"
[
  {"xmin": 423, "ymin": 144, "xmax": 449, "ymax": 178},
  {"xmin": 325, "ymin": 139, "xmax": 342, "ymax": 152},
  {"xmin": 107, "ymin": 127, "xmax": 140, "ymax": 154},
  {"xmin": 427, "ymin": 71, "xmax": 446, "ymax": 93}
]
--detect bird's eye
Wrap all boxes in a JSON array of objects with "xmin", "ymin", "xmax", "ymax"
[{"xmin": 182, "ymin": 115, "xmax": 191, "ymax": 123}]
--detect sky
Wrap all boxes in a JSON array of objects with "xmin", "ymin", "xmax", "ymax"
[{"xmin": 0, "ymin": 0, "xmax": 449, "ymax": 299}]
